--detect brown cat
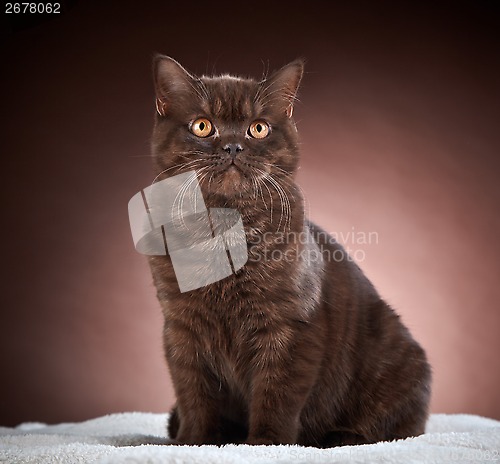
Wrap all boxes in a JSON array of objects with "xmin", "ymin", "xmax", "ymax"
[{"xmin": 147, "ymin": 55, "xmax": 431, "ymax": 447}]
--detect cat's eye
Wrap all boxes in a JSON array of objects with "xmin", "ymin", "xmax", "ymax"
[
  {"xmin": 191, "ymin": 118, "xmax": 213, "ymax": 138},
  {"xmin": 248, "ymin": 120, "xmax": 270, "ymax": 139}
]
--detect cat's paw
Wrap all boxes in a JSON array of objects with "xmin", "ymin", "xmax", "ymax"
[
  {"xmin": 246, "ymin": 436, "xmax": 276, "ymax": 445},
  {"xmin": 246, "ymin": 434, "xmax": 295, "ymax": 446},
  {"xmin": 176, "ymin": 431, "xmax": 220, "ymax": 446}
]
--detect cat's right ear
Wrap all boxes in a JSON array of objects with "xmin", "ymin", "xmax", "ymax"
[{"xmin": 153, "ymin": 55, "xmax": 196, "ymax": 116}]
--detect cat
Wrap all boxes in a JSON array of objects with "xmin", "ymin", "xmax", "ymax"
[{"xmin": 147, "ymin": 55, "xmax": 431, "ymax": 447}]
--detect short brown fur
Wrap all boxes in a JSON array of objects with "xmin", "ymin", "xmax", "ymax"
[{"xmin": 148, "ymin": 56, "xmax": 431, "ymax": 447}]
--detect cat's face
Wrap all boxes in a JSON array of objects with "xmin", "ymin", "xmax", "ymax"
[{"xmin": 151, "ymin": 56, "xmax": 304, "ymax": 202}]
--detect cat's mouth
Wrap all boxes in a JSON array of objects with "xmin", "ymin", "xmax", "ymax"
[
  {"xmin": 213, "ymin": 158, "xmax": 247, "ymax": 178},
  {"xmin": 214, "ymin": 157, "xmax": 244, "ymax": 171},
  {"xmin": 201, "ymin": 158, "xmax": 254, "ymax": 197},
  {"xmin": 222, "ymin": 162, "xmax": 244, "ymax": 185}
]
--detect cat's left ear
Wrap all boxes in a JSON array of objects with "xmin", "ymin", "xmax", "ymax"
[{"xmin": 262, "ymin": 59, "xmax": 304, "ymax": 118}]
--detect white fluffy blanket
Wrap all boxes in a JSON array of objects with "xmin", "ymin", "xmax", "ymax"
[{"xmin": 0, "ymin": 412, "xmax": 499, "ymax": 463}]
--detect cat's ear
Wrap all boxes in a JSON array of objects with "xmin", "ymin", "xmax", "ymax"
[
  {"xmin": 262, "ymin": 59, "xmax": 304, "ymax": 118},
  {"xmin": 153, "ymin": 55, "xmax": 196, "ymax": 116}
]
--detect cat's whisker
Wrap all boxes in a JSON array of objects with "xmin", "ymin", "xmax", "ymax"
[
  {"xmin": 206, "ymin": 170, "xmax": 216, "ymax": 194},
  {"xmin": 282, "ymin": 176, "xmax": 309, "ymax": 224},
  {"xmin": 171, "ymin": 166, "xmax": 209, "ymax": 230},
  {"xmin": 252, "ymin": 172, "xmax": 269, "ymax": 211},
  {"xmin": 255, "ymin": 79, "xmax": 276, "ymax": 104},
  {"xmin": 171, "ymin": 171, "xmax": 197, "ymax": 230},
  {"xmin": 261, "ymin": 162, "xmax": 309, "ymax": 223},
  {"xmin": 253, "ymin": 167, "xmax": 288, "ymax": 232},
  {"xmin": 179, "ymin": 167, "xmax": 208, "ymax": 228},
  {"xmin": 178, "ymin": 166, "xmax": 211, "ymax": 226},
  {"xmin": 253, "ymin": 82, "xmax": 266, "ymax": 105},
  {"xmin": 194, "ymin": 169, "xmax": 212, "ymax": 207},
  {"xmin": 259, "ymin": 89, "xmax": 300, "ymax": 109},
  {"xmin": 278, "ymin": 178, "xmax": 294, "ymax": 230},
  {"xmin": 197, "ymin": 78, "xmax": 211, "ymax": 102},
  {"xmin": 258, "ymin": 59, "xmax": 270, "ymax": 84},
  {"xmin": 265, "ymin": 174, "xmax": 290, "ymax": 233},
  {"xmin": 151, "ymin": 165, "xmax": 183, "ymax": 186},
  {"xmin": 257, "ymin": 173, "xmax": 274, "ymax": 221},
  {"xmin": 249, "ymin": 173, "xmax": 260, "ymax": 204},
  {"xmin": 243, "ymin": 163, "xmax": 273, "ymax": 215},
  {"xmin": 151, "ymin": 158, "xmax": 204, "ymax": 186},
  {"xmin": 263, "ymin": 169, "xmax": 293, "ymax": 232},
  {"xmin": 185, "ymin": 78, "xmax": 208, "ymax": 103}
]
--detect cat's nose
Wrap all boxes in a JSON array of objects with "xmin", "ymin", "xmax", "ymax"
[{"xmin": 223, "ymin": 143, "xmax": 244, "ymax": 158}]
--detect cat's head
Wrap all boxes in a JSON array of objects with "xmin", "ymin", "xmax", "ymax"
[{"xmin": 151, "ymin": 56, "xmax": 304, "ymax": 203}]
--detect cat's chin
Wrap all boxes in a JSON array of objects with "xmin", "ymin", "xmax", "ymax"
[
  {"xmin": 214, "ymin": 165, "xmax": 247, "ymax": 196},
  {"xmin": 225, "ymin": 165, "xmax": 242, "ymax": 182}
]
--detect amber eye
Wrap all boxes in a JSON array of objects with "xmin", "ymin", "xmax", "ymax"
[
  {"xmin": 191, "ymin": 118, "xmax": 213, "ymax": 137},
  {"xmin": 248, "ymin": 120, "xmax": 270, "ymax": 139}
]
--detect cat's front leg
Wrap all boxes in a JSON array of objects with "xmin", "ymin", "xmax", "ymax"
[
  {"xmin": 173, "ymin": 390, "xmax": 219, "ymax": 445},
  {"xmin": 164, "ymin": 324, "xmax": 220, "ymax": 445},
  {"xmin": 246, "ymin": 328, "xmax": 320, "ymax": 445}
]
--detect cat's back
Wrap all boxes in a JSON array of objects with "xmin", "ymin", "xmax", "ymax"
[{"xmin": 306, "ymin": 220, "xmax": 379, "ymax": 302}]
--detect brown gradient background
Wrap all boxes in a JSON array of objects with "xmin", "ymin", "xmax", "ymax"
[{"xmin": 1, "ymin": 1, "xmax": 499, "ymax": 426}]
